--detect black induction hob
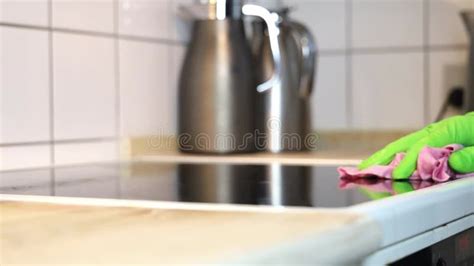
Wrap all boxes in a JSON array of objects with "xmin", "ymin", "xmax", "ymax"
[{"xmin": 0, "ymin": 162, "xmax": 456, "ymax": 208}]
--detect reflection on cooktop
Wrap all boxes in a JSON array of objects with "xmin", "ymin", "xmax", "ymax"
[
  {"xmin": 339, "ymin": 177, "xmax": 437, "ymax": 200},
  {"xmin": 0, "ymin": 162, "xmax": 456, "ymax": 208}
]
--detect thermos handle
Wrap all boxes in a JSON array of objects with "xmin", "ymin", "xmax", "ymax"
[
  {"xmin": 242, "ymin": 4, "xmax": 282, "ymax": 93},
  {"xmin": 288, "ymin": 22, "xmax": 317, "ymax": 98}
]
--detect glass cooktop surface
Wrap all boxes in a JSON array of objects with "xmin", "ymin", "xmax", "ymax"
[{"xmin": 0, "ymin": 162, "xmax": 463, "ymax": 208}]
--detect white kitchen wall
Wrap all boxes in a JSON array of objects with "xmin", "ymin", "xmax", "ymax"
[
  {"xmin": 289, "ymin": 0, "xmax": 472, "ymax": 130},
  {"xmin": 1, "ymin": 0, "xmax": 472, "ymax": 170}
]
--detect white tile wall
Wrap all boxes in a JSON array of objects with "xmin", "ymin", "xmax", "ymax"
[
  {"xmin": 1, "ymin": 0, "xmax": 471, "ymax": 170},
  {"xmin": 429, "ymin": 0, "xmax": 473, "ymax": 46},
  {"xmin": 285, "ymin": 0, "xmax": 346, "ymax": 51},
  {"xmin": 118, "ymin": 0, "xmax": 171, "ymax": 39},
  {"xmin": 170, "ymin": 0, "xmax": 193, "ymax": 42},
  {"xmin": 312, "ymin": 55, "xmax": 348, "ymax": 129},
  {"xmin": 119, "ymin": 39, "xmax": 173, "ymax": 136},
  {"xmin": 52, "ymin": 0, "xmax": 115, "ymax": 33},
  {"xmin": 0, "ymin": 0, "xmax": 49, "ymax": 26},
  {"xmin": 54, "ymin": 141, "xmax": 117, "ymax": 165},
  {"xmin": 0, "ymin": 145, "xmax": 50, "ymax": 170},
  {"xmin": 352, "ymin": 0, "xmax": 424, "ymax": 49},
  {"xmin": 352, "ymin": 52, "xmax": 425, "ymax": 130},
  {"xmin": 428, "ymin": 50, "xmax": 468, "ymax": 121},
  {"xmin": 1, "ymin": 27, "xmax": 50, "ymax": 143},
  {"xmin": 53, "ymin": 32, "xmax": 116, "ymax": 140}
]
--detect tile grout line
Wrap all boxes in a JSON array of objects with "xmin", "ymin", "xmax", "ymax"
[
  {"xmin": 114, "ymin": 0, "xmax": 121, "ymax": 159},
  {"xmin": 423, "ymin": 0, "xmax": 431, "ymax": 124},
  {"xmin": 0, "ymin": 137, "xmax": 120, "ymax": 148},
  {"xmin": 113, "ymin": 0, "xmax": 122, "ymax": 196},
  {"xmin": 0, "ymin": 22, "xmax": 186, "ymax": 46},
  {"xmin": 317, "ymin": 45, "xmax": 469, "ymax": 57},
  {"xmin": 345, "ymin": 0, "xmax": 353, "ymax": 128},
  {"xmin": 0, "ymin": 22, "xmax": 467, "ymax": 54},
  {"xmin": 47, "ymin": 0, "xmax": 56, "ymax": 195},
  {"xmin": 47, "ymin": 0, "xmax": 55, "ymax": 166},
  {"xmin": 167, "ymin": 0, "xmax": 176, "ymax": 135}
]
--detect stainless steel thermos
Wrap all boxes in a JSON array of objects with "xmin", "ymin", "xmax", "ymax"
[
  {"xmin": 252, "ymin": 8, "xmax": 316, "ymax": 152},
  {"xmin": 178, "ymin": 0, "xmax": 316, "ymax": 154}
]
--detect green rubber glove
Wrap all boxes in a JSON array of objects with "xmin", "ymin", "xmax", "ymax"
[{"xmin": 359, "ymin": 112, "xmax": 474, "ymax": 179}]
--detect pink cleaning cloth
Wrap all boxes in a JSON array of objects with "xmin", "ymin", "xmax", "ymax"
[{"xmin": 338, "ymin": 144, "xmax": 471, "ymax": 182}]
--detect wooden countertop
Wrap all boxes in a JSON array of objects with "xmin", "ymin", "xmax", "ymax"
[{"xmin": 0, "ymin": 199, "xmax": 382, "ymax": 264}]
